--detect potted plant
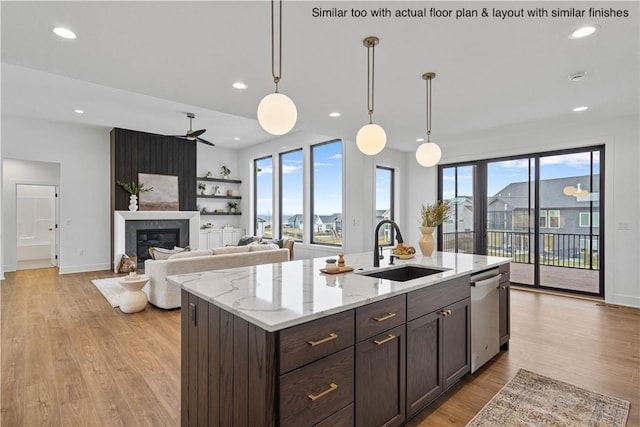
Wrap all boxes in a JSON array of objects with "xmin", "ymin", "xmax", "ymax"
[
  {"xmin": 198, "ymin": 183, "xmax": 207, "ymax": 195},
  {"xmin": 116, "ymin": 180, "xmax": 153, "ymax": 211},
  {"xmin": 228, "ymin": 202, "xmax": 239, "ymax": 213},
  {"xmin": 129, "ymin": 265, "xmax": 137, "ymax": 277},
  {"xmin": 220, "ymin": 165, "xmax": 231, "ymax": 179},
  {"xmin": 419, "ymin": 200, "xmax": 452, "ymax": 256}
]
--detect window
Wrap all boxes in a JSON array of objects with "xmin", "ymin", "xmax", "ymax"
[
  {"xmin": 280, "ymin": 149, "xmax": 303, "ymax": 241},
  {"xmin": 311, "ymin": 140, "xmax": 342, "ymax": 245},
  {"xmin": 539, "ymin": 210, "xmax": 547, "ymax": 228},
  {"xmin": 254, "ymin": 156, "xmax": 273, "ymax": 238},
  {"xmin": 579, "ymin": 212, "xmax": 600, "ymax": 227},
  {"xmin": 548, "ymin": 209, "xmax": 560, "ymax": 228},
  {"xmin": 375, "ymin": 166, "xmax": 394, "ymax": 246}
]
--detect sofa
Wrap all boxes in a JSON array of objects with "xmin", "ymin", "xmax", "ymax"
[{"xmin": 143, "ymin": 244, "xmax": 290, "ymax": 309}]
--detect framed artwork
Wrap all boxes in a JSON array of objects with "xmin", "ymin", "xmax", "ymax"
[{"xmin": 138, "ymin": 173, "xmax": 179, "ymax": 211}]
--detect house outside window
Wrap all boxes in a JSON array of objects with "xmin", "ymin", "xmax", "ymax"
[
  {"xmin": 310, "ymin": 140, "xmax": 342, "ymax": 246},
  {"xmin": 375, "ymin": 166, "xmax": 394, "ymax": 246},
  {"xmin": 280, "ymin": 149, "xmax": 303, "ymax": 241},
  {"xmin": 539, "ymin": 210, "xmax": 547, "ymax": 228},
  {"xmin": 548, "ymin": 210, "xmax": 560, "ymax": 228},
  {"xmin": 579, "ymin": 212, "xmax": 600, "ymax": 227},
  {"xmin": 254, "ymin": 156, "xmax": 273, "ymax": 238}
]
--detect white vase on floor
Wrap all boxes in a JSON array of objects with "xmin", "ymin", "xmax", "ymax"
[{"xmin": 129, "ymin": 194, "xmax": 138, "ymax": 211}]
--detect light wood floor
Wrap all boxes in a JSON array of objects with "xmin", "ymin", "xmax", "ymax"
[{"xmin": 2, "ymin": 268, "xmax": 638, "ymax": 426}]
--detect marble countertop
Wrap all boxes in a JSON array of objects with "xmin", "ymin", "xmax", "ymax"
[{"xmin": 167, "ymin": 251, "xmax": 510, "ymax": 332}]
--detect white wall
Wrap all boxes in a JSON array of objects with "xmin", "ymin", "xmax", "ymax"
[
  {"xmin": 404, "ymin": 115, "xmax": 639, "ymax": 308},
  {"xmin": 2, "ymin": 116, "xmax": 111, "ymax": 273}
]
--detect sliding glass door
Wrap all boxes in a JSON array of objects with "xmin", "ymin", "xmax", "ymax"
[{"xmin": 440, "ymin": 146, "xmax": 603, "ymax": 297}]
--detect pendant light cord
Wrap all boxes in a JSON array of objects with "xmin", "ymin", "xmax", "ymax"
[
  {"xmin": 367, "ymin": 40, "xmax": 375, "ymax": 124},
  {"xmin": 271, "ymin": 0, "xmax": 282, "ymax": 92},
  {"xmin": 425, "ymin": 73, "xmax": 433, "ymax": 142}
]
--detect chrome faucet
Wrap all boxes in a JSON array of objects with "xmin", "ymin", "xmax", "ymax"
[{"xmin": 373, "ymin": 220, "xmax": 404, "ymax": 267}]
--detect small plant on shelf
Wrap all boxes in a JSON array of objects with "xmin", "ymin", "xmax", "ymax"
[
  {"xmin": 220, "ymin": 165, "xmax": 231, "ymax": 178},
  {"xmin": 198, "ymin": 183, "xmax": 206, "ymax": 195},
  {"xmin": 228, "ymin": 202, "xmax": 239, "ymax": 213}
]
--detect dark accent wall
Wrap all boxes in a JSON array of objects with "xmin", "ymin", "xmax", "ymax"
[{"xmin": 110, "ymin": 128, "xmax": 197, "ymax": 212}]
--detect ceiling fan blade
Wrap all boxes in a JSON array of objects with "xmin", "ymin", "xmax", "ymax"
[
  {"xmin": 197, "ymin": 137, "xmax": 215, "ymax": 146},
  {"xmin": 191, "ymin": 129, "xmax": 206, "ymax": 137}
]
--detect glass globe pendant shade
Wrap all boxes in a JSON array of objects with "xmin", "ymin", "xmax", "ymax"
[
  {"xmin": 356, "ymin": 123, "xmax": 387, "ymax": 155},
  {"xmin": 415, "ymin": 141, "xmax": 442, "ymax": 167},
  {"xmin": 257, "ymin": 92, "xmax": 297, "ymax": 135}
]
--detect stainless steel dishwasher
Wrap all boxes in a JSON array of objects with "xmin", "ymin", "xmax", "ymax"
[{"xmin": 470, "ymin": 267, "xmax": 502, "ymax": 373}]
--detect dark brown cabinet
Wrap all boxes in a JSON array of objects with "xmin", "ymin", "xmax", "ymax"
[
  {"xmin": 406, "ymin": 276, "xmax": 471, "ymax": 418},
  {"xmin": 355, "ymin": 324, "xmax": 406, "ymax": 427},
  {"xmin": 498, "ymin": 263, "xmax": 511, "ymax": 349}
]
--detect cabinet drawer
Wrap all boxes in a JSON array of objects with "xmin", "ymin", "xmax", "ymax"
[
  {"xmin": 407, "ymin": 275, "xmax": 470, "ymax": 321},
  {"xmin": 356, "ymin": 294, "xmax": 406, "ymax": 342},
  {"xmin": 279, "ymin": 310, "xmax": 354, "ymax": 374},
  {"xmin": 280, "ymin": 347, "xmax": 354, "ymax": 427},
  {"xmin": 315, "ymin": 403, "xmax": 354, "ymax": 427}
]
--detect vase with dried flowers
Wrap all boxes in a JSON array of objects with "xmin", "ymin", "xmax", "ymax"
[
  {"xmin": 116, "ymin": 180, "xmax": 153, "ymax": 211},
  {"xmin": 419, "ymin": 200, "xmax": 451, "ymax": 256}
]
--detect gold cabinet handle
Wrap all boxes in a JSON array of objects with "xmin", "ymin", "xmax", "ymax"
[
  {"xmin": 439, "ymin": 309, "xmax": 452, "ymax": 317},
  {"xmin": 307, "ymin": 333, "xmax": 338, "ymax": 347},
  {"xmin": 307, "ymin": 383, "xmax": 338, "ymax": 401},
  {"xmin": 372, "ymin": 312, "xmax": 397, "ymax": 322},
  {"xmin": 373, "ymin": 334, "xmax": 397, "ymax": 345}
]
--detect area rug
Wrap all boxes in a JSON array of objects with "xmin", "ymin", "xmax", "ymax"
[
  {"xmin": 91, "ymin": 277, "xmax": 126, "ymax": 307},
  {"xmin": 467, "ymin": 369, "xmax": 630, "ymax": 427}
]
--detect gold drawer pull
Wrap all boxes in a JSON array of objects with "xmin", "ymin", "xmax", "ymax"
[
  {"xmin": 307, "ymin": 383, "xmax": 338, "ymax": 401},
  {"xmin": 372, "ymin": 312, "xmax": 397, "ymax": 322},
  {"xmin": 439, "ymin": 309, "xmax": 452, "ymax": 317},
  {"xmin": 307, "ymin": 333, "xmax": 338, "ymax": 347},
  {"xmin": 373, "ymin": 334, "xmax": 397, "ymax": 345}
]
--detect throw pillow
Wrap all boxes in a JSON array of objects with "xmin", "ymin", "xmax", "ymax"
[
  {"xmin": 248, "ymin": 243, "xmax": 279, "ymax": 252},
  {"xmin": 149, "ymin": 246, "xmax": 189, "ymax": 261},
  {"xmin": 211, "ymin": 246, "xmax": 250, "ymax": 255},
  {"xmin": 273, "ymin": 238, "xmax": 285, "ymax": 248},
  {"xmin": 237, "ymin": 235, "xmax": 258, "ymax": 246}
]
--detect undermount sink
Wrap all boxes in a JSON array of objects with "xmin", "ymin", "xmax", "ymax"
[{"xmin": 358, "ymin": 265, "xmax": 449, "ymax": 282}]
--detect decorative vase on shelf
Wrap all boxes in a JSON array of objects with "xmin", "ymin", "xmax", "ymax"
[
  {"xmin": 129, "ymin": 194, "xmax": 138, "ymax": 211},
  {"xmin": 418, "ymin": 226, "xmax": 436, "ymax": 256}
]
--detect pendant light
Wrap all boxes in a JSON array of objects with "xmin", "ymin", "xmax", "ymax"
[
  {"xmin": 416, "ymin": 72, "xmax": 442, "ymax": 167},
  {"xmin": 356, "ymin": 36, "xmax": 386, "ymax": 156},
  {"xmin": 257, "ymin": 0, "xmax": 297, "ymax": 136}
]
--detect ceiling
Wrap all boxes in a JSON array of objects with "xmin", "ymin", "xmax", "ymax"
[{"xmin": 2, "ymin": 1, "xmax": 638, "ymax": 152}]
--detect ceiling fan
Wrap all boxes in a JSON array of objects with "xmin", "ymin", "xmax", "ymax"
[{"xmin": 171, "ymin": 113, "xmax": 215, "ymax": 146}]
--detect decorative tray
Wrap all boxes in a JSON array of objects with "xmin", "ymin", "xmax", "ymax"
[
  {"xmin": 320, "ymin": 266, "xmax": 354, "ymax": 274},
  {"xmin": 392, "ymin": 254, "xmax": 415, "ymax": 260}
]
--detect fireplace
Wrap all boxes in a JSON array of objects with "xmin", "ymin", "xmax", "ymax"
[
  {"xmin": 113, "ymin": 211, "xmax": 200, "ymax": 270},
  {"xmin": 136, "ymin": 228, "xmax": 180, "ymax": 262}
]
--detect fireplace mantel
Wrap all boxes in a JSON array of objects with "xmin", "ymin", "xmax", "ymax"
[{"xmin": 114, "ymin": 211, "xmax": 200, "ymax": 263}]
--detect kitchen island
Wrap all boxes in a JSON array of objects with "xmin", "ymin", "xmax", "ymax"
[{"xmin": 169, "ymin": 251, "xmax": 510, "ymax": 426}]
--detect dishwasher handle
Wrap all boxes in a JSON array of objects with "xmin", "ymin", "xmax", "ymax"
[{"xmin": 470, "ymin": 268, "xmax": 502, "ymax": 286}]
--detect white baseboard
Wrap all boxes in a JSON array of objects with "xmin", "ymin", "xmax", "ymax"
[{"xmin": 59, "ymin": 263, "xmax": 111, "ymax": 274}]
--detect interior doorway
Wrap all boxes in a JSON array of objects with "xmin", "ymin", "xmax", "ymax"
[{"xmin": 16, "ymin": 184, "xmax": 58, "ymax": 270}]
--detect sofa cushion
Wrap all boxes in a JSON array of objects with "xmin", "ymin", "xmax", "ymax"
[
  {"xmin": 168, "ymin": 249, "xmax": 213, "ymax": 260},
  {"xmin": 237, "ymin": 235, "xmax": 260, "ymax": 246},
  {"xmin": 211, "ymin": 246, "xmax": 250, "ymax": 255},
  {"xmin": 248, "ymin": 243, "xmax": 279, "ymax": 252},
  {"xmin": 149, "ymin": 246, "xmax": 189, "ymax": 260}
]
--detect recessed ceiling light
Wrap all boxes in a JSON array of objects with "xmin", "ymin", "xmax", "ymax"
[
  {"xmin": 568, "ymin": 71, "xmax": 587, "ymax": 82},
  {"xmin": 232, "ymin": 82, "xmax": 248, "ymax": 89},
  {"xmin": 233, "ymin": 137, "xmax": 240, "ymax": 141},
  {"xmin": 573, "ymin": 106, "xmax": 589, "ymax": 112},
  {"xmin": 73, "ymin": 109, "xmax": 84, "ymax": 114},
  {"xmin": 416, "ymin": 138, "xmax": 425, "ymax": 142},
  {"xmin": 328, "ymin": 112, "xmax": 341, "ymax": 118},
  {"xmin": 569, "ymin": 25, "xmax": 598, "ymax": 39},
  {"xmin": 52, "ymin": 27, "xmax": 77, "ymax": 39}
]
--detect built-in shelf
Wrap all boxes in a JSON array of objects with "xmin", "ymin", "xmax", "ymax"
[
  {"xmin": 196, "ymin": 177, "xmax": 242, "ymax": 184},
  {"xmin": 200, "ymin": 212, "xmax": 242, "ymax": 216},
  {"xmin": 197, "ymin": 195, "xmax": 241, "ymax": 199}
]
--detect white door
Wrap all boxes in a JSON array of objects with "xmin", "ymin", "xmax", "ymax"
[{"xmin": 16, "ymin": 184, "xmax": 57, "ymax": 270}]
